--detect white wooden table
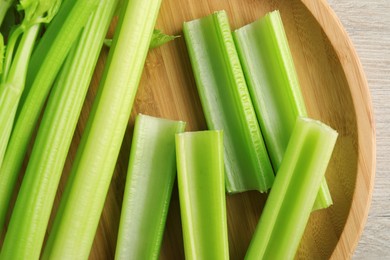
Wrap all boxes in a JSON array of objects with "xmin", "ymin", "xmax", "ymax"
[{"xmin": 326, "ymin": 0, "xmax": 390, "ymax": 258}]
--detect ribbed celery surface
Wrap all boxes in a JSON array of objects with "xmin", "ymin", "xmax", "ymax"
[
  {"xmin": 183, "ymin": 10, "xmax": 274, "ymax": 193},
  {"xmin": 233, "ymin": 10, "xmax": 332, "ymax": 209},
  {"xmin": 115, "ymin": 114, "xmax": 185, "ymax": 260},
  {"xmin": 41, "ymin": 0, "xmax": 162, "ymax": 258},
  {"xmin": 0, "ymin": 1, "xmax": 117, "ymax": 259},
  {"xmin": 0, "ymin": 0, "xmax": 97, "ymax": 239},
  {"xmin": 176, "ymin": 131, "xmax": 229, "ymax": 260},
  {"xmin": 245, "ymin": 117, "xmax": 338, "ymax": 260}
]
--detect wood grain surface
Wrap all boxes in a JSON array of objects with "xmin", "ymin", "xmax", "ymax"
[
  {"xmin": 327, "ymin": 1, "xmax": 390, "ymax": 259},
  {"xmin": 0, "ymin": 0, "xmax": 381, "ymax": 259}
]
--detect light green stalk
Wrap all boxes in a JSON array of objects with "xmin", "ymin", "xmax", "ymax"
[
  {"xmin": 0, "ymin": 0, "xmax": 67, "ymax": 233},
  {"xmin": 42, "ymin": 0, "xmax": 162, "ymax": 258},
  {"xmin": 183, "ymin": 10, "xmax": 274, "ymax": 193},
  {"xmin": 176, "ymin": 130, "xmax": 229, "ymax": 260},
  {"xmin": 115, "ymin": 114, "xmax": 185, "ymax": 260},
  {"xmin": 245, "ymin": 117, "xmax": 338, "ymax": 260},
  {"xmin": 0, "ymin": 1, "xmax": 116, "ymax": 259},
  {"xmin": 233, "ymin": 10, "xmax": 332, "ymax": 210}
]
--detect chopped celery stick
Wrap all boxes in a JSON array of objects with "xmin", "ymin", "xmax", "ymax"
[
  {"xmin": 115, "ymin": 114, "xmax": 185, "ymax": 260},
  {"xmin": 176, "ymin": 130, "xmax": 229, "ymax": 260},
  {"xmin": 183, "ymin": 10, "xmax": 274, "ymax": 193},
  {"xmin": 0, "ymin": 1, "xmax": 117, "ymax": 259},
  {"xmin": 233, "ymin": 10, "xmax": 332, "ymax": 209},
  {"xmin": 41, "ymin": 0, "xmax": 162, "ymax": 258},
  {"xmin": 245, "ymin": 117, "xmax": 338, "ymax": 260}
]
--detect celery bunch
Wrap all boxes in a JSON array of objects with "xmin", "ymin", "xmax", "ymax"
[{"xmin": 0, "ymin": 0, "xmax": 117, "ymax": 258}]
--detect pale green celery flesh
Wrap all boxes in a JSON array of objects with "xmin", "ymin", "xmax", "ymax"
[
  {"xmin": 0, "ymin": 0, "xmax": 98, "ymax": 238},
  {"xmin": 0, "ymin": 1, "xmax": 117, "ymax": 259},
  {"xmin": 233, "ymin": 10, "xmax": 332, "ymax": 209},
  {"xmin": 176, "ymin": 131, "xmax": 229, "ymax": 260},
  {"xmin": 183, "ymin": 10, "xmax": 274, "ymax": 193},
  {"xmin": 115, "ymin": 114, "xmax": 185, "ymax": 260},
  {"xmin": 41, "ymin": 0, "xmax": 162, "ymax": 258},
  {"xmin": 245, "ymin": 117, "xmax": 338, "ymax": 260}
]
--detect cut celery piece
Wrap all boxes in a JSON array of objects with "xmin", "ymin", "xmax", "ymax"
[
  {"xmin": 176, "ymin": 130, "xmax": 229, "ymax": 260},
  {"xmin": 183, "ymin": 10, "xmax": 274, "ymax": 193},
  {"xmin": 233, "ymin": 10, "xmax": 332, "ymax": 209},
  {"xmin": 0, "ymin": 1, "xmax": 117, "ymax": 259},
  {"xmin": 41, "ymin": 0, "xmax": 162, "ymax": 258},
  {"xmin": 115, "ymin": 114, "xmax": 186, "ymax": 260},
  {"xmin": 245, "ymin": 117, "xmax": 338, "ymax": 260}
]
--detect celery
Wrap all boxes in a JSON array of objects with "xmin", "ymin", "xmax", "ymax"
[
  {"xmin": 0, "ymin": 0, "xmax": 73, "ymax": 233},
  {"xmin": 0, "ymin": 1, "xmax": 117, "ymax": 259},
  {"xmin": 115, "ymin": 114, "xmax": 185, "ymax": 260},
  {"xmin": 176, "ymin": 131, "xmax": 229, "ymax": 260},
  {"xmin": 0, "ymin": 0, "xmax": 61, "ymax": 166},
  {"xmin": 0, "ymin": 34, "xmax": 3, "ymax": 73},
  {"xmin": 233, "ymin": 10, "xmax": 332, "ymax": 209},
  {"xmin": 41, "ymin": 0, "xmax": 162, "ymax": 258},
  {"xmin": 183, "ymin": 10, "xmax": 274, "ymax": 193},
  {"xmin": 245, "ymin": 117, "xmax": 338, "ymax": 260},
  {"xmin": 0, "ymin": 0, "xmax": 13, "ymax": 26}
]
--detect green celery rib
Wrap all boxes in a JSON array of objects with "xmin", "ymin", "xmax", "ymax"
[
  {"xmin": 0, "ymin": 24, "xmax": 40, "ymax": 170},
  {"xmin": 0, "ymin": 1, "xmax": 117, "ymax": 259},
  {"xmin": 233, "ymin": 10, "xmax": 332, "ymax": 210},
  {"xmin": 115, "ymin": 114, "xmax": 186, "ymax": 260},
  {"xmin": 0, "ymin": 0, "xmax": 98, "ymax": 235},
  {"xmin": 41, "ymin": 0, "xmax": 162, "ymax": 258},
  {"xmin": 176, "ymin": 130, "xmax": 229, "ymax": 260},
  {"xmin": 245, "ymin": 117, "xmax": 338, "ymax": 260},
  {"xmin": 183, "ymin": 10, "xmax": 274, "ymax": 193}
]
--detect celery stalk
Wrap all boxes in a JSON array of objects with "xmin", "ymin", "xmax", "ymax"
[
  {"xmin": 0, "ymin": 0, "xmax": 98, "ymax": 233},
  {"xmin": 183, "ymin": 10, "xmax": 274, "ymax": 193},
  {"xmin": 115, "ymin": 114, "xmax": 185, "ymax": 260},
  {"xmin": 0, "ymin": 0, "xmax": 67, "ymax": 234},
  {"xmin": 0, "ymin": 1, "xmax": 117, "ymax": 259},
  {"xmin": 41, "ymin": 0, "xmax": 162, "ymax": 258},
  {"xmin": 233, "ymin": 10, "xmax": 332, "ymax": 209},
  {"xmin": 245, "ymin": 117, "xmax": 338, "ymax": 260},
  {"xmin": 176, "ymin": 130, "xmax": 229, "ymax": 260}
]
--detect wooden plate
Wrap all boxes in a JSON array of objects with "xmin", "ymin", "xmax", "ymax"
[
  {"xmin": 89, "ymin": 0, "xmax": 375, "ymax": 259},
  {"xmin": 4, "ymin": 0, "xmax": 375, "ymax": 259}
]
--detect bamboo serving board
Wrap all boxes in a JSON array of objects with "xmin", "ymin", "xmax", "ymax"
[{"xmin": 1, "ymin": 0, "xmax": 375, "ymax": 259}]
